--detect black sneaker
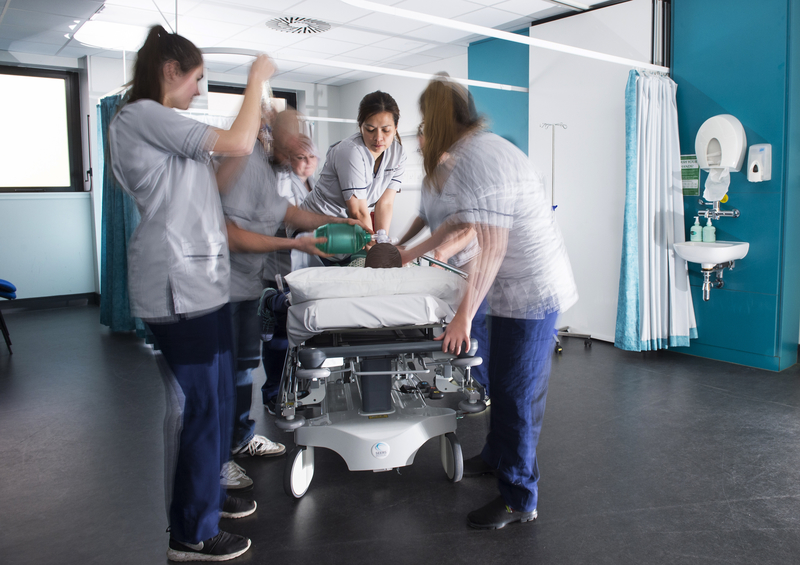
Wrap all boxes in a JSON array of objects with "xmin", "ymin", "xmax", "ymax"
[
  {"xmin": 167, "ymin": 530, "xmax": 250, "ymax": 562},
  {"xmin": 220, "ymin": 495, "xmax": 257, "ymax": 519},
  {"xmin": 264, "ymin": 397, "xmax": 277, "ymax": 416},
  {"xmin": 258, "ymin": 288, "xmax": 279, "ymax": 341}
]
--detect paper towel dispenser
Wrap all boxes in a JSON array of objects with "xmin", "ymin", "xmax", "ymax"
[{"xmin": 695, "ymin": 114, "xmax": 747, "ymax": 172}]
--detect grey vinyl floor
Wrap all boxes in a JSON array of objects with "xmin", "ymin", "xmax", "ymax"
[{"xmin": 1, "ymin": 305, "xmax": 799, "ymax": 564}]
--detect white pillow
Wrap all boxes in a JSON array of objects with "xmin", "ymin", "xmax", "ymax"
[{"xmin": 285, "ymin": 266, "xmax": 466, "ymax": 306}]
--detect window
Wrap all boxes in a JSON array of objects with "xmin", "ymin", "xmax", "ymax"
[
  {"xmin": 0, "ymin": 66, "xmax": 83, "ymax": 192},
  {"xmin": 207, "ymin": 83, "xmax": 296, "ymax": 116}
]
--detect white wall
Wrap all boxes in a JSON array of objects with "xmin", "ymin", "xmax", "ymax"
[
  {"xmin": 528, "ymin": 0, "xmax": 652, "ymax": 342},
  {"xmin": 337, "ymin": 54, "xmax": 468, "ymax": 242},
  {"xmin": 0, "ymin": 193, "xmax": 96, "ymax": 299}
]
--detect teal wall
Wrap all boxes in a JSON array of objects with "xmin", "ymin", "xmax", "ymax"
[
  {"xmin": 672, "ymin": 0, "xmax": 800, "ymax": 370},
  {"xmin": 468, "ymin": 30, "xmax": 529, "ymax": 154}
]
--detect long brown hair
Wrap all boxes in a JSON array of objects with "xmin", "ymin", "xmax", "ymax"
[
  {"xmin": 418, "ymin": 76, "xmax": 483, "ymax": 186},
  {"xmin": 357, "ymin": 91, "xmax": 402, "ymax": 144},
  {"xmin": 127, "ymin": 25, "xmax": 203, "ymax": 105}
]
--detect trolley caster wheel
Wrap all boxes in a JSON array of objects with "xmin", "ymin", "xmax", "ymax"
[
  {"xmin": 458, "ymin": 399, "xmax": 487, "ymax": 413},
  {"xmin": 440, "ymin": 432, "xmax": 463, "ymax": 483},
  {"xmin": 275, "ymin": 414, "xmax": 306, "ymax": 431},
  {"xmin": 584, "ymin": 340, "xmax": 592, "ymax": 347},
  {"xmin": 554, "ymin": 344, "xmax": 563, "ymax": 354},
  {"xmin": 284, "ymin": 446, "xmax": 315, "ymax": 499}
]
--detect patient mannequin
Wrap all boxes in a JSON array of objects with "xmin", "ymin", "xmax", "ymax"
[{"xmin": 364, "ymin": 243, "xmax": 402, "ymax": 269}]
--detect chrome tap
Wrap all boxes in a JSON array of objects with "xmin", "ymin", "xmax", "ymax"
[{"xmin": 697, "ymin": 199, "xmax": 740, "ymax": 220}]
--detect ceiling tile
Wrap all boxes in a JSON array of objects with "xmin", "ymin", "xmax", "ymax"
[
  {"xmin": 103, "ymin": 0, "xmax": 201, "ymax": 12},
  {"xmin": 176, "ymin": 16, "xmax": 248, "ymax": 38},
  {"xmin": 2, "ymin": 40, "xmax": 62, "ymax": 56},
  {"xmin": 347, "ymin": 12, "xmax": 426, "ymax": 35},
  {"xmin": 343, "ymin": 45, "xmax": 404, "ymax": 62},
  {"xmin": 0, "ymin": 25, "xmax": 71, "ymax": 46},
  {"xmin": 454, "ymin": 6, "xmax": 529, "ymax": 28},
  {"xmin": 372, "ymin": 35, "xmax": 430, "ymax": 53},
  {"xmin": 318, "ymin": 26, "xmax": 388, "ymax": 46},
  {"xmin": 91, "ymin": 5, "xmax": 166, "ymax": 28},
  {"xmin": 386, "ymin": 52, "xmax": 439, "ymax": 67},
  {"xmin": 290, "ymin": 36, "xmax": 363, "ymax": 56},
  {"xmin": 183, "ymin": 3, "xmax": 272, "ymax": 26},
  {"xmin": 284, "ymin": 0, "xmax": 371, "ymax": 25},
  {"xmin": 493, "ymin": 0, "xmax": 555, "ymax": 17},
  {"xmin": 404, "ymin": 24, "xmax": 472, "ymax": 44},
  {"xmin": 1, "ymin": 9, "xmax": 83, "ymax": 31},
  {"xmin": 417, "ymin": 44, "xmax": 466, "ymax": 59},
  {"xmin": 11, "ymin": 0, "xmax": 104, "ymax": 19},
  {"xmin": 393, "ymin": 0, "xmax": 483, "ymax": 19},
  {"xmin": 236, "ymin": 26, "xmax": 308, "ymax": 47}
]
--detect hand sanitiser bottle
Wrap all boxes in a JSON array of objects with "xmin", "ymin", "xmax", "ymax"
[
  {"xmin": 314, "ymin": 223, "xmax": 372, "ymax": 254},
  {"xmin": 702, "ymin": 218, "xmax": 716, "ymax": 242},
  {"xmin": 690, "ymin": 217, "xmax": 702, "ymax": 241}
]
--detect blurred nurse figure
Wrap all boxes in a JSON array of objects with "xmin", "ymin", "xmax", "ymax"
[
  {"xmin": 301, "ymin": 91, "xmax": 406, "ymax": 237},
  {"xmin": 400, "ymin": 77, "xmax": 578, "ymax": 530},
  {"xmin": 109, "ymin": 25, "xmax": 272, "ymax": 561}
]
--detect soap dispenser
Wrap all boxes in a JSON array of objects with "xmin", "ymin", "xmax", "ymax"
[
  {"xmin": 702, "ymin": 218, "xmax": 716, "ymax": 242},
  {"xmin": 690, "ymin": 217, "xmax": 702, "ymax": 241}
]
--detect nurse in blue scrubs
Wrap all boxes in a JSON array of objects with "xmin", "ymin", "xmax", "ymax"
[
  {"xmin": 109, "ymin": 25, "xmax": 273, "ymax": 562},
  {"xmin": 401, "ymin": 76, "xmax": 578, "ymax": 531}
]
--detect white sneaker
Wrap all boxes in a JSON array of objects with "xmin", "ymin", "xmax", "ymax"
[
  {"xmin": 232, "ymin": 434, "xmax": 286, "ymax": 458},
  {"xmin": 220, "ymin": 460, "xmax": 253, "ymax": 489}
]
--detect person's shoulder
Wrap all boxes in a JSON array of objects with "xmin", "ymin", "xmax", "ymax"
[{"xmin": 332, "ymin": 133, "xmax": 369, "ymax": 162}]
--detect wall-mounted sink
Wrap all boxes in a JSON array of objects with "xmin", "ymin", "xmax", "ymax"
[{"xmin": 673, "ymin": 241, "xmax": 749, "ymax": 269}]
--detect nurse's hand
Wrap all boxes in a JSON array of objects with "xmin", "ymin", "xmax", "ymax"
[
  {"xmin": 295, "ymin": 236, "xmax": 332, "ymax": 258},
  {"xmin": 248, "ymin": 54, "xmax": 276, "ymax": 85},
  {"xmin": 342, "ymin": 217, "xmax": 373, "ymax": 234},
  {"xmin": 435, "ymin": 311, "xmax": 471, "ymax": 355},
  {"xmin": 398, "ymin": 246, "xmax": 416, "ymax": 266}
]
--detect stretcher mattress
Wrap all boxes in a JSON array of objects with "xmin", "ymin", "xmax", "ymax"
[
  {"xmin": 286, "ymin": 294, "xmax": 455, "ymax": 347},
  {"xmin": 284, "ymin": 266, "xmax": 466, "ymax": 346}
]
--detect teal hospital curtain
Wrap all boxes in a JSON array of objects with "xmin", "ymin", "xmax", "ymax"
[{"xmin": 99, "ymin": 94, "xmax": 145, "ymax": 337}]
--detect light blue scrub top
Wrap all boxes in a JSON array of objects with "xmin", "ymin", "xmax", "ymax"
[
  {"xmin": 300, "ymin": 132, "xmax": 406, "ymax": 218},
  {"xmin": 109, "ymin": 99, "xmax": 228, "ymax": 320}
]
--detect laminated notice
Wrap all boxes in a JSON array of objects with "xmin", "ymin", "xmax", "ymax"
[{"xmin": 681, "ymin": 155, "xmax": 700, "ymax": 196}]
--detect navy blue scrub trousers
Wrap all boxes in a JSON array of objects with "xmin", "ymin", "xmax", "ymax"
[
  {"xmin": 481, "ymin": 311, "xmax": 558, "ymax": 513},
  {"xmin": 148, "ymin": 304, "xmax": 235, "ymax": 544}
]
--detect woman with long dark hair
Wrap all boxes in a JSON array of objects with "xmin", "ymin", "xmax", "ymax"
[
  {"xmin": 400, "ymin": 77, "xmax": 578, "ymax": 530},
  {"xmin": 300, "ymin": 90, "xmax": 406, "ymax": 235},
  {"xmin": 109, "ymin": 25, "xmax": 273, "ymax": 561}
]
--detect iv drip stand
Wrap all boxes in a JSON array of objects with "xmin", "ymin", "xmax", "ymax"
[
  {"xmin": 539, "ymin": 122, "xmax": 592, "ymax": 352},
  {"xmin": 540, "ymin": 122, "xmax": 567, "ymax": 211}
]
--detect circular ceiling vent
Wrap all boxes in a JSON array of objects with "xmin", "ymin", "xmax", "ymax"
[{"xmin": 266, "ymin": 16, "xmax": 331, "ymax": 34}]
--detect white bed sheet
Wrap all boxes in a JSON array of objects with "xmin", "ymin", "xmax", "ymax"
[{"xmin": 286, "ymin": 294, "xmax": 455, "ymax": 347}]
